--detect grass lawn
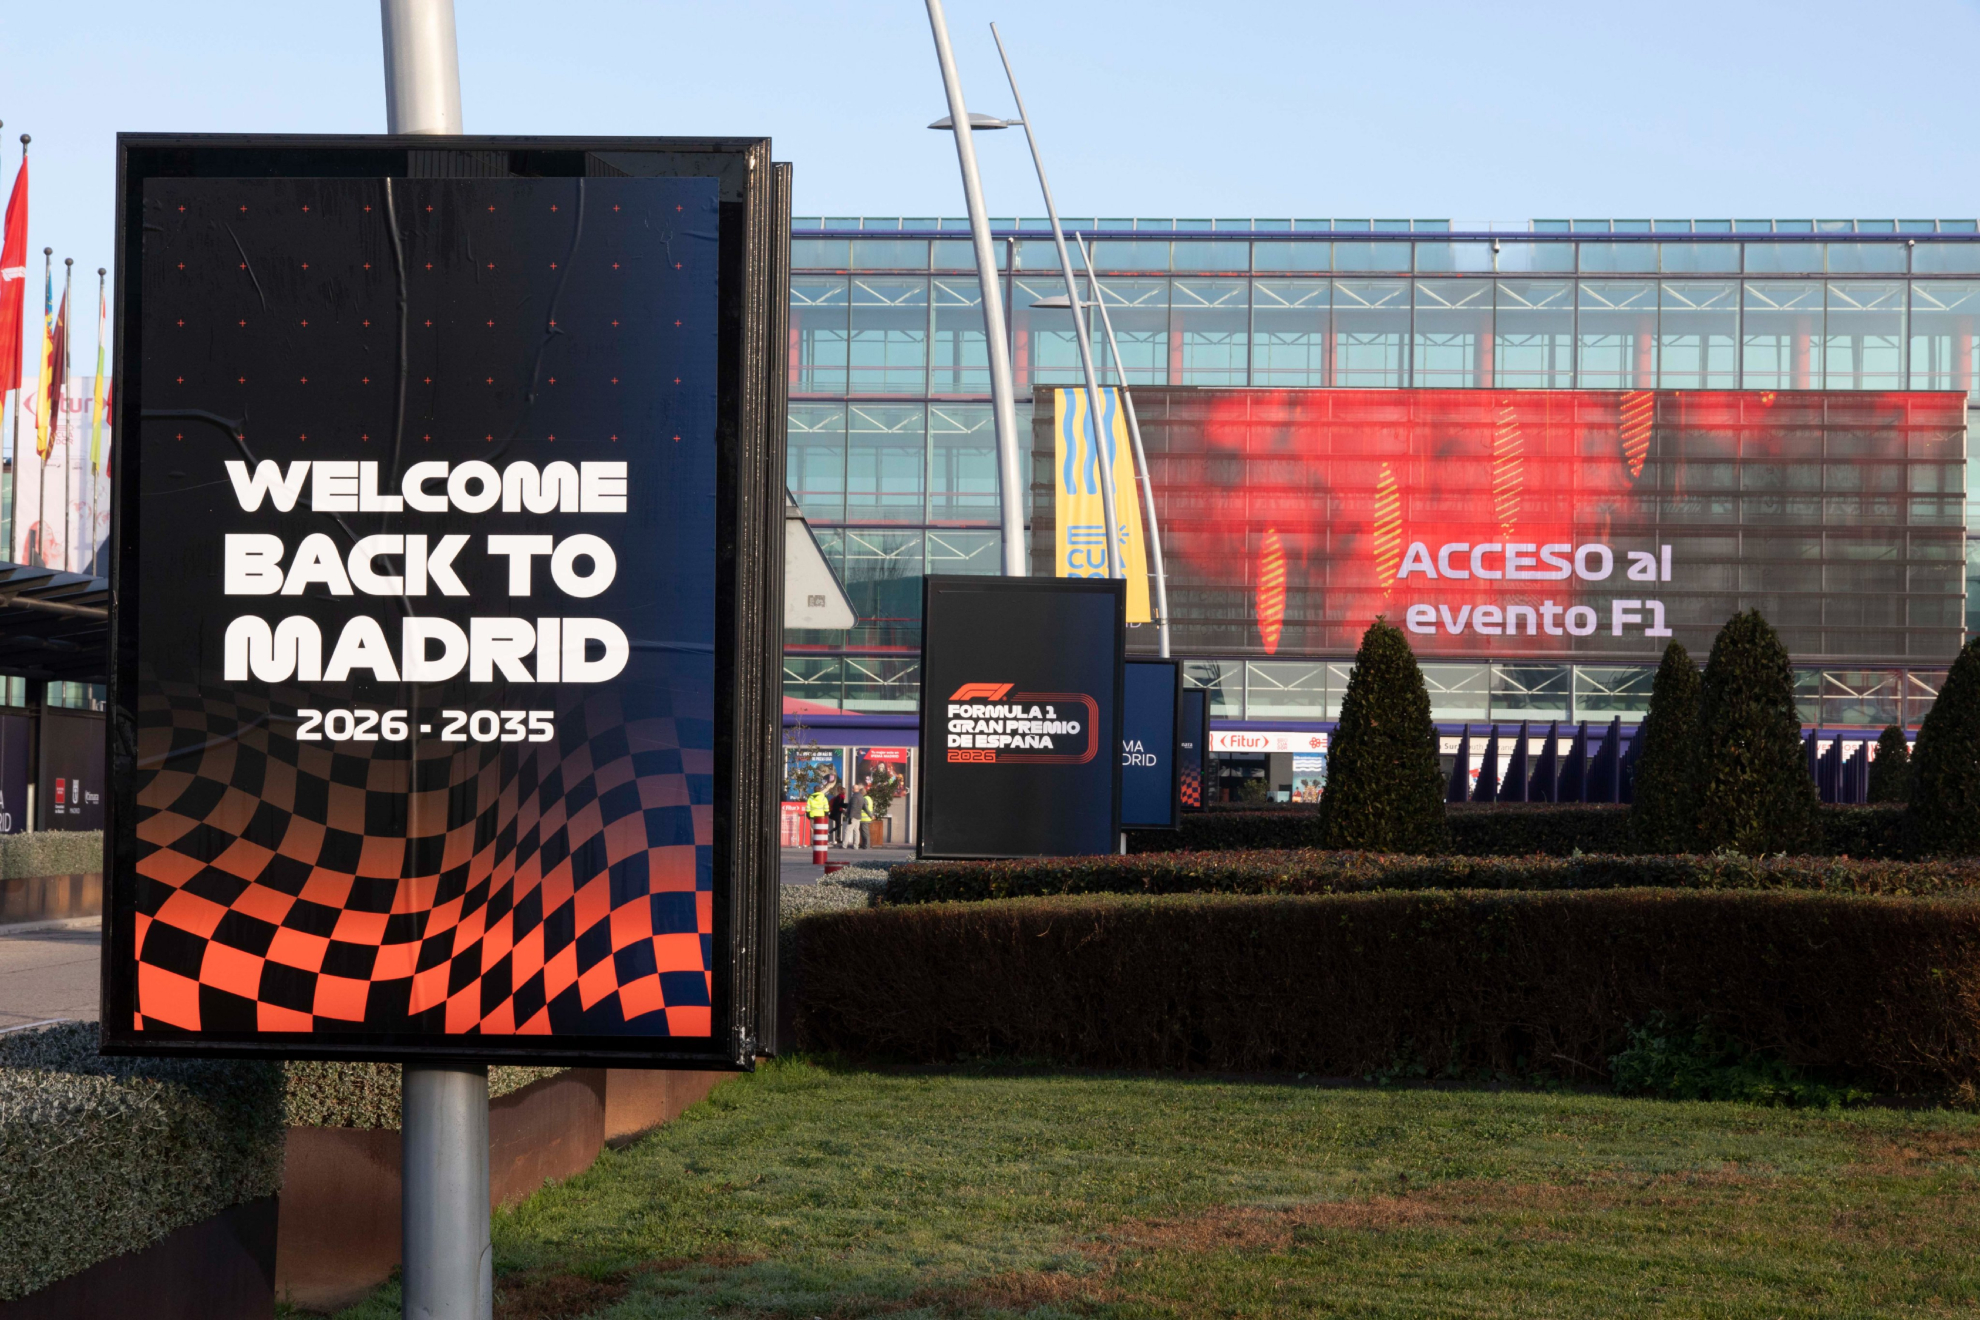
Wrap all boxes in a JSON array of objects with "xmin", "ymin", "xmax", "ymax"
[{"xmin": 325, "ymin": 1060, "xmax": 1980, "ymax": 1319}]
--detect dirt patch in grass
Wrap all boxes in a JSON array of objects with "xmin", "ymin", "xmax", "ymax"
[
  {"xmin": 495, "ymin": 1252, "xmax": 762, "ymax": 1320},
  {"xmin": 494, "ymin": 1269, "xmax": 629, "ymax": 1320},
  {"xmin": 1850, "ymin": 1126, "xmax": 1980, "ymax": 1174},
  {"xmin": 948, "ymin": 1175, "xmax": 1785, "ymax": 1314}
]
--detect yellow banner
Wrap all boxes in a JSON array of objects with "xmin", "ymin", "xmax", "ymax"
[{"xmin": 1051, "ymin": 387, "xmax": 1151, "ymax": 623}]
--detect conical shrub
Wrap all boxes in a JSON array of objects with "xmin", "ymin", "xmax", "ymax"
[
  {"xmin": 1693, "ymin": 610, "xmax": 1819, "ymax": 854},
  {"xmin": 1317, "ymin": 618, "xmax": 1448, "ymax": 853},
  {"xmin": 1907, "ymin": 639, "xmax": 1980, "ymax": 855},
  {"xmin": 1866, "ymin": 724, "xmax": 1911, "ymax": 804},
  {"xmin": 1630, "ymin": 641, "xmax": 1700, "ymax": 851}
]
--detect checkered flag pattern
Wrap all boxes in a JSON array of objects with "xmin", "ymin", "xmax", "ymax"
[{"xmin": 131, "ymin": 681, "xmax": 714, "ymax": 1038}]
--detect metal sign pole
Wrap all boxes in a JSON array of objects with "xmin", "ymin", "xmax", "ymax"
[
  {"xmin": 379, "ymin": 5, "xmax": 486, "ymax": 1318},
  {"xmin": 402, "ymin": 1064, "xmax": 492, "ymax": 1318},
  {"xmin": 1076, "ymin": 234, "xmax": 1171, "ymax": 656},
  {"xmin": 923, "ymin": 0, "xmax": 1026, "ymax": 577}
]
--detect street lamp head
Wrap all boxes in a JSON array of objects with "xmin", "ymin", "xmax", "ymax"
[
  {"xmin": 1029, "ymin": 294, "xmax": 1072, "ymax": 309},
  {"xmin": 927, "ymin": 113, "xmax": 1019, "ymax": 131}
]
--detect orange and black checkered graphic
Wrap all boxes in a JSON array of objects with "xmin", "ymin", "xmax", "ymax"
[{"xmin": 131, "ymin": 682, "xmax": 714, "ymax": 1037}]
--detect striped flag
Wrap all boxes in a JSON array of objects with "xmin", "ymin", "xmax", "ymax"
[
  {"xmin": 89, "ymin": 275, "xmax": 106, "ymax": 473},
  {"xmin": 36, "ymin": 262, "xmax": 65, "ymax": 461}
]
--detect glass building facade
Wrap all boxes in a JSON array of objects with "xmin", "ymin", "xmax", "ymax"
[{"xmin": 785, "ymin": 219, "xmax": 1980, "ymax": 730}]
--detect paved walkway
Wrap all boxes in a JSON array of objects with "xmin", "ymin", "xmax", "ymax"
[
  {"xmin": 0, "ymin": 917, "xmax": 100, "ymax": 1031},
  {"xmin": 780, "ymin": 845, "xmax": 913, "ymax": 887}
]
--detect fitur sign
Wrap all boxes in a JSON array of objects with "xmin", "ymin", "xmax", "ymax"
[{"xmin": 102, "ymin": 137, "xmax": 788, "ymax": 1067}]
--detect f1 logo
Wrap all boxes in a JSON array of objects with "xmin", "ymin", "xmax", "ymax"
[{"xmin": 948, "ymin": 682, "xmax": 1014, "ymax": 701}]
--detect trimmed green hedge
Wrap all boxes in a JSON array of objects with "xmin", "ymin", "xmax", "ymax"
[
  {"xmin": 0, "ymin": 830, "xmax": 103, "ymax": 879},
  {"xmin": 792, "ymin": 889, "xmax": 1980, "ymax": 1094},
  {"xmin": 282, "ymin": 1061, "xmax": 565, "ymax": 1130},
  {"xmin": 1130, "ymin": 804, "xmax": 1909, "ymax": 858},
  {"xmin": 0, "ymin": 1021, "xmax": 285, "ymax": 1301},
  {"xmin": 884, "ymin": 848, "xmax": 1980, "ymax": 905}
]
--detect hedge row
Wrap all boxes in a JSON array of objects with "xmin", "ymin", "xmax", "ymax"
[
  {"xmin": 791, "ymin": 889, "xmax": 1980, "ymax": 1094},
  {"xmin": 883, "ymin": 848, "xmax": 1980, "ymax": 905},
  {"xmin": 0, "ymin": 1021, "xmax": 285, "ymax": 1300},
  {"xmin": 0, "ymin": 830, "xmax": 103, "ymax": 880},
  {"xmin": 282, "ymin": 1061, "xmax": 567, "ymax": 1129},
  {"xmin": 1129, "ymin": 804, "xmax": 1909, "ymax": 858},
  {"xmin": 0, "ymin": 1022, "xmax": 577, "ymax": 1299}
]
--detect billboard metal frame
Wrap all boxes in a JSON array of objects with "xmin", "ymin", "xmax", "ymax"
[{"xmin": 101, "ymin": 135, "xmax": 787, "ymax": 1069}]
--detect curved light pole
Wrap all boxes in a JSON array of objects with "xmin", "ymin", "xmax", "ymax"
[
  {"xmin": 986, "ymin": 23, "xmax": 1120, "ymax": 580},
  {"xmin": 923, "ymin": 0, "xmax": 1026, "ymax": 576},
  {"xmin": 1075, "ymin": 234, "xmax": 1171, "ymax": 657}
]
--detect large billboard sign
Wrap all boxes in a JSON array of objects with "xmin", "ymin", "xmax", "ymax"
[
  {"xmin": 1063, "ymin": 389, "xmax": 1967, "ymax": 664},
  {"xmin": 104, "ymin": 137, "xmax": 787, "ymax": 1066},
  {"xmin": 918, "ymin": 576, "xmax": 1124, "ymax": 858},
  {"xmin": 1121, "ymin": 659, "xmax": 1179, "ymax": 830}
]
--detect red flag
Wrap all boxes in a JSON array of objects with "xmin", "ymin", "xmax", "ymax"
[{"xmin": 0, "ymin": 156, "xmax": 24, "ymax": 394}]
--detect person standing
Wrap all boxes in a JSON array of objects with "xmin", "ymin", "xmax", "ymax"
[
  {"xmin": 844, "ymin": 780, "xmax": 868, "ymax": 851},
  {"xmin": 804, "ymin": 781, "xmax": 830, "ymax": 848},
  {"xmin": 828, "ymin": 781, "xmax": 847, "ymax": 845}
]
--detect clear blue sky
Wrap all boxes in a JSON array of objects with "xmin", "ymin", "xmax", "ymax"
[{"xmin": 8, "ymin": 0, "xmax": 1980, "ymax": 315}]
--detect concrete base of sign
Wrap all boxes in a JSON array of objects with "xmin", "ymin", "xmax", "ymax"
[
  {"xmin": 0, "ymin": 873, "xmax": 101, "ymax": 924},
  {"xmin": 0, "ymin": 1195, "xmax": 278, "ymax": 1320},
  {"xmin": 275, "ymin": 1067, "xmax": 729, "ymax": 1313}
]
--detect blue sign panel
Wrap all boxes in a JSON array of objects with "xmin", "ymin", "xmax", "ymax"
[{"xmin": 1122, "ymin": 659, "xmax": 1180, "ymax": 830}]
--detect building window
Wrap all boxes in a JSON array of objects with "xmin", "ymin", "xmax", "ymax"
[
  {"xmin": 1576, "ymin": 280, "xmax": 1656, "ymax": 389},
  {"xmin": 1823, "ymin": 281, "xmax": 1904, "ymax": 390},
  {"xmin": 846, "ymin": 405, "xmax": 925, "ymax": 524},
  {"xmin": 1413, "ymin": 280, "xmax": 1492, "ymax": 388},
  {"xmin": 929, "ymin": 404, "xmax": 999, "ymax": 522},
  {"xmin": 1252, "ymin": 280, "xmax": 1329, "ymax": 387},
  {"xmin": 789, "ymin": 276, "xmax": 849, "ymax": 394},
  {"xmin": 787, "ymin": 403, "xmax": 847, "ymax": 523},
  {"xmin": 1244, "ymin": 660, "xmax": 1328, "ymax": 719},
  {"xmin": 930, "ymin": 276, "xmax": 990, "ymax": 395},
  {"xmin": 1910, "ymin": 281, "xmax": 1980, "ymax": 398},
  {"xmin": 848, "ymin": 277, "xmax": 928, "ymax": 395},
  {"xmin": 1658, "ymin": 281, "xmax": 1739, "ymax": 388},
  {"xmin": 1332, "ymin": 280, "xmax": 1407, "ymax": 387},
  {"xmin": 1493, "ymin": 280, "xmax": 1573, "ymax": 388},
  {"xmin": 1174, "ymin": 279, "xmax": 1249, "ymax": 385},
  {"xmin": 1742, "ymin": 281, "xmax": 1823, "ymax": 389},
  {"xmin": 1490, "ymin": 664, "xmax": 1571, "ymax": 720}
]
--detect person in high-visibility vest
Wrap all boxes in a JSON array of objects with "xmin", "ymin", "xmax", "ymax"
[
  {"xmin": 804, "ymin": 786, "xmax": 830, "ymax": 833},
  {"xmin": 858, "ymin": 789, "xmax": 877, "ymax": 849}
]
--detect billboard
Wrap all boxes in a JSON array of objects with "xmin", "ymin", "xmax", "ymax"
[
  {"xmin": 919, "ymin": 576, "xmax": 1124, "ymax": 857},
  {"xmin": 40, "ymin": 709, "xmax": 104, "ymax": 831},
  {"xmin": 104, "ymin": 137, "xmax": 786, "ymax": 1066},
  {"xmin": 1058, "ymin": 389, "xmax": 1966, "ymax": 663},
  {"xmin": 1121, "ymin": 659, "xmax": 1180, "ymax": 830},
  {"xmin": 1178, "ymin": 687, "xmax": 1206, "ymax": 811}
]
